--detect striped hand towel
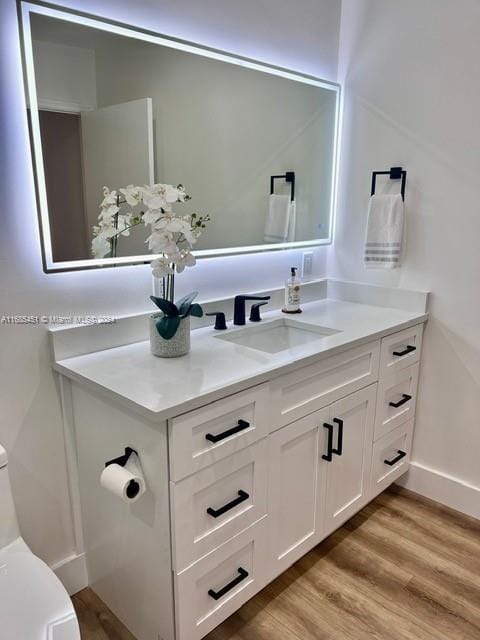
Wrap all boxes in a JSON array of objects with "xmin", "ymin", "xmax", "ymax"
[{"xmin": 364, "ymin": 194, "xmax": 404, "ymax": 269}]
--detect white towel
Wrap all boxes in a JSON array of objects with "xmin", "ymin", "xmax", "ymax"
[
  {"xmin": 287, "ymin": 200, "xmax": 296, "ymax": 242},
  {"xmin": 264, "ymin": 194, "xmax": 296, "ymax": 243},
  {"xmin": 364, "ymin": 194, "xmax": 404, "ymax": 269}
]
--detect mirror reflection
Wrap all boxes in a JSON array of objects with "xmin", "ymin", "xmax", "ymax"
[{"xmin": 28, "ymin": 12, "xmax": 339, "ymax": 267}]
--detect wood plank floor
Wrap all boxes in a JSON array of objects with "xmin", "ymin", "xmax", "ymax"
[{"xmin": 72, "ymin": 486, "xmax": 480, "ymax": 640}]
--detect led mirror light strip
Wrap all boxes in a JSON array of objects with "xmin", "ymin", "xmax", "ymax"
[{"xmin": 20, "ymin": 1, "xmax": 342, "ymax": 272}]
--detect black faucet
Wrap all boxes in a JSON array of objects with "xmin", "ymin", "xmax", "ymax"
[{"xmin": 233, "ymin": 295, "xmax": 270, "ymax": 325}]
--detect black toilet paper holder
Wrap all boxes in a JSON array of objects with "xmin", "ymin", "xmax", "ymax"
[{"xmin": 105, "ymin": 446, "xmax": 138, "ymax": 468}]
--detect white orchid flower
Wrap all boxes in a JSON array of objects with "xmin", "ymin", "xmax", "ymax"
[
  {"xmin": 165, "ymin": 218, "xmax": 184, "ymax": 233},
  {"xmin": 144, "ymin": 184, "xmax": 186, "ymax": 206},
  {"xmin": 143, "ymin": 209, "xmax": 162, "ymax": 226},
  {"xmin": 120, "ymin": 184, "xmax": 140, "ymax": 207},
  {"xmin": 142, "ymin": 184, "xmax": 170, "ymax": 209},
  {"xmin": 163, "ymin": 242, "xmax": 181, "ymax": 257},
  {"xmin": 164, "ymin": 184, "xmax": 185, "ymax": 203},
  {"xmin": 146, "ymin": 230, "xmax": 178, "ymax": 255},
  {"xmin": 151, "ymin": 257, "xmax": 174, "ymax": 279},
  {"xmin": 92, "ymin": 233, "xmax": 111, "ymax": 258},
  {"xmin": 152, "ymin": 214, "xmax": 176, "ymax": 230},
  {"xmin": 176, "ymin": 185, "xmax": 188, "ymax": 201},
  {"xmin": 171, "ymin": 249, "xmax": 196, "ymax": 273},
  {"xmin": 143, "ymin": 192, "xmax": 167, "ymax": 210},
  {"xmin": 184, "ymin": 250, "xmax": 196, "ymax": 266},
  {"xmin": 181, "ymin": 227, "xmax": 197, "ymax": 245},
  {"xmin": 100, "ymin": 186, "xmax": 117, "ymax": 208},
  {"xmin": 157, "ymin": 217, "xmax": 195, "ymax": 245},
  {"xmin": 98, "ymin": 204, "xmax": 119, "ymax": 224},
  {"xmin": 101, "ymin": 226, "xmax": 118, "ymax": 239}
]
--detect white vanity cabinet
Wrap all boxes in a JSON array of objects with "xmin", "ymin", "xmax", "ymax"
[{"xmin": 65, "ymin": 321, "xmax": 425, "ymax": 640}]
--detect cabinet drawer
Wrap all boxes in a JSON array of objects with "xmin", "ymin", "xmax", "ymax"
[
  {"xmin": 371, "ymin": 421, "xmax": 413, "ymax": 496},
  {"xmin": 271, "ymin": 341, "xmax": 380, "ymax": 429},
  {"xmin": 380, "ymin": 324, "xmax": 423, "ymax": 377},
  {"xmin": 171, "ymin": 440, "xmax": 268, "ymax": 572},
  {"xmin": 174, "ymin": 517, "xmax": 268, "ymax": 640},
  {"xmin": 375, "ymin": 364, "xmax": 419, "ymax": 440},
  {"xmin": 169, "ymin": 384, "xmax": 270, "ymax": 481}
]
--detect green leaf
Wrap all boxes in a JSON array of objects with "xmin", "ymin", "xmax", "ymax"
[
  {"xmin": 150, "ymin": 296, "xmax": 178, "ymax": 317},
  {"xmin": 155, "ymin": 315, "xmax": 181, "ymax": 340},
  {"xmin": 189, "ymin": 303, "xmax": 203, "ymax": 318},
  {"xmin": 177, "ymin": 291, "xmax": 198, "ymax": 317}
]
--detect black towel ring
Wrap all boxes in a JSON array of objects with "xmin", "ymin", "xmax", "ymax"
[
  {"xmin": 270, "ymin": 171, "xmax": 295, "ymax": 202},
  {"xmin": 371, "ymin": 166, "xmax": 407, "ymax": 201}
]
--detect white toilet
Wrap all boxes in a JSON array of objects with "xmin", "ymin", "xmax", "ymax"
[{"xmin": 0, "ymin": 444, "xmax": 81, "ymax": 640}]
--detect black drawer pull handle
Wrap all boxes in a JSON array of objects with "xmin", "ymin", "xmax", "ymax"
[
  {"xmin": 384, "ymin": 450, "xmax": 407, "ymax": 466},
  {"xmin": 389, "ymin": 393, "xmax": 412, "ymax": 408},
  {"xmin": 205, "ymin": 419, "xmax": 250, "ymax": 443},
  {"xmin": 208, "ymin": 567, "xmax": 249, "ymax": 600},
  {"xmin": 332, "ymin": 418, "xmax": 343, "ymax": 456},
  {"xmin": 322, "ymin": 423, "xmax": 334, "ymax": 461},
  {"xmin": 393, "ymin": 345, "xmax": 416, "ymax": 357},
  {"xmin": 207, "ymin": 490, "xmax": 250, "ymax": 518}
]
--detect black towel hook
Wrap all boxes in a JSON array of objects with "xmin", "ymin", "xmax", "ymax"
[
  {"xmin": 270, "ymin": 171, "xmax": 295, "ymax": 202},
  {"xmin": 371, "ymin": 166, "xmax": 407, "ymax": 201}
]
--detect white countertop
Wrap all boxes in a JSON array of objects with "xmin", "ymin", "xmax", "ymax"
[{"xmin": 53, "ymin": 298, "xmax": 427, "ymax": 422}]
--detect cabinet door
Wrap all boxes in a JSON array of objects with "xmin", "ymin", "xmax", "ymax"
[
  {"xmin": 323, "ymin": 385, "xmax": 376, "ymax": 536},
  {"xmin": 267, "ymin": 408, "xmax": 329, "ymax": 578}
]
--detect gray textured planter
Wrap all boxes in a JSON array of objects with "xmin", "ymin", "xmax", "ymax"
[{"xmin": 149, "ymin": 313, "xmax": 191, "ymax": 358}]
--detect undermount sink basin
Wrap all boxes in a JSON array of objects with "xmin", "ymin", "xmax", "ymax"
[{"xmin": 214, "ymin": 318, "xmax": 341, "ymax": 354}]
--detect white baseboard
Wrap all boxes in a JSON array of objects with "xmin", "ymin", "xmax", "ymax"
[
  {"xmin": 396, "ymin": 461, "xmax": 480, "ymax": 520},
  {"xmin": 51, "ymin": 552, "xmax": 88, "ymax": 596}
]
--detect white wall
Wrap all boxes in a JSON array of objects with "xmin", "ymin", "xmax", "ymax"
[
  {"xmin": 330, "ymin": 0, "xmax": 480, "ymax": 509},
  {"xmin": 0, "ymin": 0, "xmax": 340, "ymax": 572},
  {"xmin": 32, "ymin": 40, "xmax": 97, "ymax": 112}
]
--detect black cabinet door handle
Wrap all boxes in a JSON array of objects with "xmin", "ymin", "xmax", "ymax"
[
  {"xmin": 331, "ymin": 418, "xmax": 343, "ymax": 456},
  {"xmin": 384, "ymin": 450, "xmax": 407, "ymax": 466},
  {"xmin": 208, "ymin": 567, "xmax": 249, "ymax": 600},
  {"xmin": 389, "ymin": 393, "xmax": 412, "ymax": 408},
  {"xmin": 393, "ymin": 345, "xmax": 416, "ymax": 357},
  {"xmin": 322, "ymin": 423, "xmax": 334, "ymax": 461},
  {"xmin": 207, "ymin": 490, "xmax": 249, "ymax": 518},
  {"xmin": 205, "ymin": 419, "xmax": 250, "ymax": 443}
]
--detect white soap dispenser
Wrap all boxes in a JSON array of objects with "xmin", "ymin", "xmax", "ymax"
[{"xmin": 283, "ymin": 267, "xmax": 302, "ymax": 314}]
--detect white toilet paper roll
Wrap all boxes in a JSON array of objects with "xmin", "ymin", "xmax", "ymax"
[{"xmin": 100, "ymin": 452, "xmax": 146, "ymax": 503}]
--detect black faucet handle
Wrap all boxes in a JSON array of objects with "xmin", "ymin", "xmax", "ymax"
[
  {"xmin": 249, "ymin": 302, "xmax": 269, "ymax": 322},
  {"xmin": 206, "ymin": 311, "xmax": 227, "ymax": 330}
]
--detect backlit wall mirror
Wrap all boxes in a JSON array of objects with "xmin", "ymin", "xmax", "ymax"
[{"xmin": 20, "ymin": 2, "xmax": 341, "ymax": 272}]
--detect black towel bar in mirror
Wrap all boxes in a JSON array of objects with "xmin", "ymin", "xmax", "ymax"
[{"xmin": 270, "ymin": 171, "xmax": 295, "ymax": 201}]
